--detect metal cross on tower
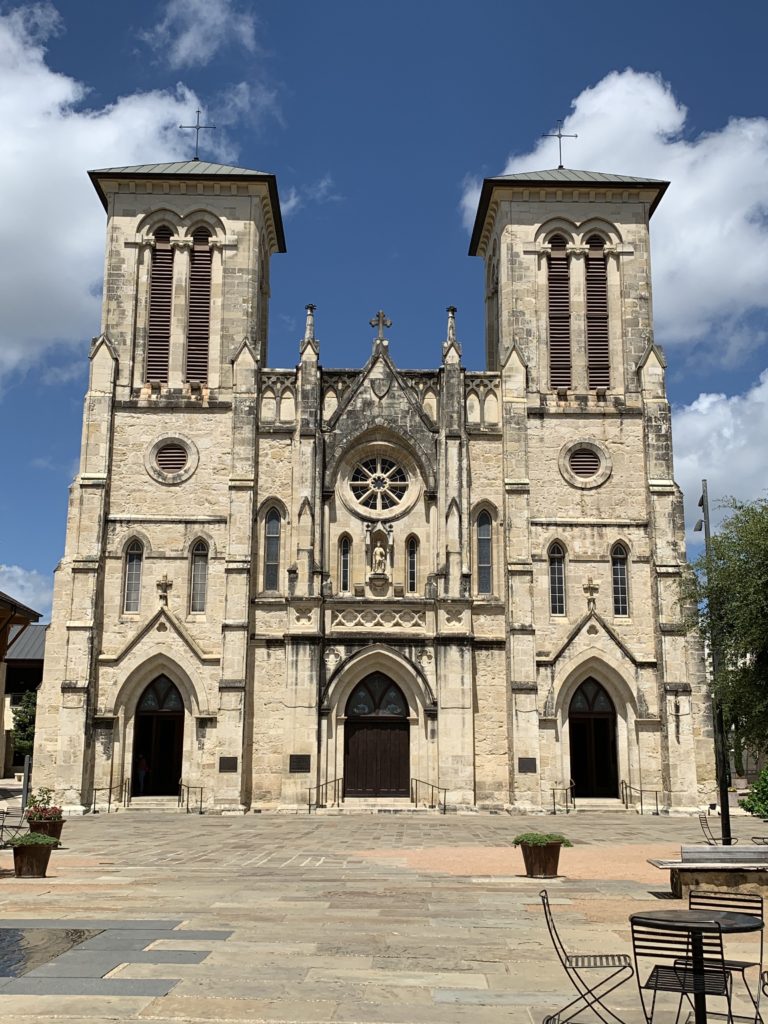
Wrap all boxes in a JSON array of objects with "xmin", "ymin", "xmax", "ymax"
[
  {"xmin": 369, "ymin": 310, "xmax": 392, "ymax": 340},
  {"xmin": 543, "ymin": 120, "xmax": 578, "ymax": 169},
  {"xmin": 179, "ymin": 109, "xmax": 216, "ymax": 161}
]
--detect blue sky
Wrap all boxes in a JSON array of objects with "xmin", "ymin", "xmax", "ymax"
[{"xmin": 2, "ymin": 0, "xmax": 768, "ymax": 617}]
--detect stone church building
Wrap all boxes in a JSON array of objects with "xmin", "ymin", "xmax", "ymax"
[{"xmin": 33, "ymin": 160, "xmax": 716, "ymax": 813}]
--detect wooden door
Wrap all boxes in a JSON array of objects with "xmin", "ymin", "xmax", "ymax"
[
  {"xmin": 344, "ymin": 721, "xmax": 409, "ymax": 797},
  {"xmin": 569, "ymin": 679, "xmax": 618, "ymax": 798}
]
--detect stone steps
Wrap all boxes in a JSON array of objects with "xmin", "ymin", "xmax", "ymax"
[{"xmin": 122, "ymin": 797, "xmax": 187, "ymax": 813}]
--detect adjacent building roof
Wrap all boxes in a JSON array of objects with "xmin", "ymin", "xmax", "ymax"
[
  {"xmin": 88, "ymin": 160, "xmax": 286, "ymax": 251},
  {"xmin": 469, "ymin": 168, "xmax": 670, "ymax": 255},
  {"xmin": 0, "ymin": 591, "xmax": 40, "ymax": 624},
  {"xmin": 6, "ymin": 623, "xmax": 46, "ymax": 661}
]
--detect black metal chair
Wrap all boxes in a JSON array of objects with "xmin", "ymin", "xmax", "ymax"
[
  {"xmin": 700, "ymin": 812, "xmax": 739, "ymax": 846},
  {"xmin": 688, "ymin": 889, "xmax": 763, "ymax": 1022},
  {"xmin": 539, "ymin": 889, "xmax": 634, "ymax": 1024},
  {"xmin": 631, "ymin": 917, "xmax": 733, "ymax": 1024},
  {"xmin": 0, "ymin": 809, "xmax": 28, "ymax": 846}
]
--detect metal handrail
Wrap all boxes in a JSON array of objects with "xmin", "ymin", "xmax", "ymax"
[
  {"xmin": 122, "ymin": 777, "xmax": 132, "ymax": 808},
  {"xmin": 620, "ymin": 780, "xmax": 660, "ymax": 815},
  {"xmin": 178, "ymin": 781, "xmax": 204, "ymax": 814},
  {"xmin": 308, "ymin": 777, "xmax": 343, "ymax": 813},
  {"xmin": 551, "ymin": 780, "xmax": 576, "ymax": 814},
  {"xmin": 91, "ymin": 781, "xmax": 123, "ymax": 814},
  {"xmin": 410, "ymin": 777, "xmax": 447, "ymax": 813}
]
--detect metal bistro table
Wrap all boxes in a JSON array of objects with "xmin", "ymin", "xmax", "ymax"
[{"xmin": 629, "ymin": 909, "xmax": 763, "ymax": 1024}]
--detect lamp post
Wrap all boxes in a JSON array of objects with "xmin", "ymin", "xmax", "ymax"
[{"xmin": 693, "ymin": 479, "xmax": 733, "ymax": 844}]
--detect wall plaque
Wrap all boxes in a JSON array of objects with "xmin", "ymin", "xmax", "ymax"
[
  {"xmin": 517, "ymin": 757, "xmax": 537, "ymax": 774},
  {"xmin": 218, "ymin": 756, "xmax": 238, "ymax": 773},
  {"xmin": 289, "ymin": 754, "xmax": 311, "ymax": 774}
]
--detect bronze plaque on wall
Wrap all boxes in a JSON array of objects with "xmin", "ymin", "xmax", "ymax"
[
  {"xmin": 219, "ymin": 756, "xmax": 238, "ymax": 773},
  {"xmin": 289, "ymin": 754, "xmax": 311, "ymax": 773},
  {"xmin": 517, "ymin": 757, "xmax": 537, "ymax": 774}
]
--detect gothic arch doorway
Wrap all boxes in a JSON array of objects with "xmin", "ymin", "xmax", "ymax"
[
  {"xmin": 133, "ymin": 675, "xmax": 184, "ymax": 796},
  {"xmin": 344, "ymin": 673, "xmax": 410, "ymax": 797},
  {"xmin": 568, "ymin": 678, "xmax": 618, "ymax": 798}
]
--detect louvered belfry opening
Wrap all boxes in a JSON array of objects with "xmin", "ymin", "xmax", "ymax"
[
  {"xmin": 146, "ymin": 226, "xmax": 174, "ymax": 383},
  {"xmin": 186, "ymin": 227, "xmax": 212, "ymax": 383},
  {"xmin": 586, "ymin": 234, "xmax": 610, "ymax": 388},
  {"xmin": 547, "ymin": 234, "xmax": 571, "ymax": 389}
]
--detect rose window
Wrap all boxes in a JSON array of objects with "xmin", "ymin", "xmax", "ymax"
[{"xmin": 350, "ymin": 457, "xmax": 408, "ymax": 511}]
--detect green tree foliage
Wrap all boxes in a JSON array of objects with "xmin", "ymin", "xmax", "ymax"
[
  {"xmin": 740, "ymin": 765, "xmax": 768, "ymax": 817},
  {"xmin": 11, "ymin": 689, "xmax": 37, "ymax": 760},
  {"xmin": 690, "ymin": 498, "xmax": 768, "ymax": 752}
]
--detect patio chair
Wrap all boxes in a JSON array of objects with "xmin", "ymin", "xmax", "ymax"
[
  {"xmin": 699, "ymin": 812, "xmax": 739, "ymax": 846},
  {"xmin": 688, "ymin": 889, "xmax": 763, "ymax": 1022},
  {"xmin": 0, "ymin": 809, "xmax": 28, "ymax": 846},
  {"xmin": 631, "ymin": 917, "xmax": 733, "ymax": 1024},
  {"xmin": 539, "ymin": 889, "xmax": 634, "ymax": 1024}
]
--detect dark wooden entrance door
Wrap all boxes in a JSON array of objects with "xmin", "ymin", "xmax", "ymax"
[
  {"xmin": 133, "ymin": 675, "xmax": 184, "ymax": 796},
  {"xmin": 343, "ymin": 673, "xmax": 410, "ymax": 798},
  {"xmin": 568, "ymin": 678, "xmax": 618, "ymax": 798}
]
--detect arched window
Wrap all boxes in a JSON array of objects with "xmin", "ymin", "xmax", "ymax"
[
  {"xmin": 549, "ymin": 543, "xmax": 566, "ymax": 615},
  {"xmin": 123, "ymin": 540, "xmax": 143, "ymax": 613},
  {"xmin": 146, "ymin": 226, "xmax": 174, "ymax": 383},
  {"xmin": 186, "ymin": 227, "xmax": 212, "ymax": 384},
  {"xmin": 612, "ymin": 544, "xmax": 629, "ymax": 616},
  {"xmin": 189, "ymin": 540, "xmax": 209, "ymax": 612},
  {"xmin": 406, "ymin": 537, "xmax": 418, "ymax": 594},
  {"xmin": 476, "ymin": 511, "xmax": 493, "ymax": 594},
  {"xmin": 339, "ymin": 536, "xmax": 351, "ymax": 593},
  {"xmin": 264, "ymin": 509, "xmax": 281, "ymax": 591},
  {"xmin": 548, "ymin": 233, "xmax": 571, "ymax": 389},
  {"xmin": 586, "ymin": 234, "xmax": 609, "ymax": 388}
]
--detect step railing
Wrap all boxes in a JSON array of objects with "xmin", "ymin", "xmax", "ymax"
[
  {"xmin": 122, "ymin": 777, "xmax": 132, "ymax": 808},
  {"xmin": 178, "ymin": 781, "xmax": 204, "ymax": 814},
  {"xmin": 551, "ymin": 779, "xmax": 576, "ymax": 814},
  {"xmin": 620, "ymin": 780, "xmax": 661, "ymax": 815},
  {"xmin": 410, "ymin": 778, "xmax": 447, "ymax": 813},
  {"xmin": 308, "ymin": 777, "xmax": 343, "ymax": 813},
  {"xmin": 91, "ymin": 781, "xmax": 123, "ymax": 814}
]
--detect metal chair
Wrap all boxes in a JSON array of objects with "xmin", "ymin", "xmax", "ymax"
[
  {"xmin": 688, "ymin": 889, "xmax": 763, "ymax": 1022},
  {"xmin": 700, "ymin": 812, "xmax": 739, "ymax": 846},
  {"xmin": 0, "ymin": 809, "xmax": 28, "ymax": 846},
  {"xmin": 631, "ymin": 917, "xmax": 733, "ymax": 1024},
  {"xmin": 539, "ymin": 889, "xmax": 634, "ymax": 1024}
]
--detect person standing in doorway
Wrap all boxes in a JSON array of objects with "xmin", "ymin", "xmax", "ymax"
[{"xmin": 136, "ymin": 753, "xmax": 149, "ymax": 795}]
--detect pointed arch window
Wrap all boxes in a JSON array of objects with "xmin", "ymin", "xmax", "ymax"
[
  {"xmin": 146, "ymin": 226, "xmax": 173, "ymax": 383},
  {"xmin": 406, "ymin": 537, "xmax": 418, "ymax": 594},
  {"xmin": 123, "ymin": 540, "xmax": 143, "ymax": 613},
  {"xmin": 476, "ymin": 511, "xmax": 493, "ymax": 595},
  {"xmin": 186, "ymin": 227, "xmax": 212, "ymax": 384},
  {"xmin": 548, "ymin": 233, "xmax": 571, "ymax": 389},
  {"xmin": 612, "ymin": 543, "xmax": 629, "ymax": 616},
  {"xmin": 549, "ymin": 543, "xmax": 566, "ymax": 616},
  {"xmin": 189, "ymin": 540, "xmax": 209, "ymax": 613},
  {"xmin": 586, "ymin": 234, "xmax": 610, "ymax": 388},
  {"xmin": 264, "ymin": 509, "xmax": 281, "ymax": 591},
  {"xmin": 339, "ymin": 536, "xmax": 351, "ymax": 593}
]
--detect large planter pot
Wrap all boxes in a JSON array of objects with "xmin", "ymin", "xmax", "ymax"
[
  {"xmin": 13, "ymin": 845, "xmax": 53, "ymax": 878},
  {"xmin": 520, "ymin": 842, "xmax": 563, "ymax": 878},
  {"xmin": 27, "ymin": 819, "xmax": 64, "ymax": 841}
]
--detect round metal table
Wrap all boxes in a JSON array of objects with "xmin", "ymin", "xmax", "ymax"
[{"xmin": 630, "ymin": 909, "xmax": 763, "ymax": 1024}]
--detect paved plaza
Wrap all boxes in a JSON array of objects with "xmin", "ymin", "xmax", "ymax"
[{"xmin": 0, "ymin": 809, "xmax": 763, "ymax": 1023}]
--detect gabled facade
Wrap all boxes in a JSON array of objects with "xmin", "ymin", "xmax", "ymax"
[{"xmin": 33, "ymin": 161, "xmax": 715, "ymax": 812}]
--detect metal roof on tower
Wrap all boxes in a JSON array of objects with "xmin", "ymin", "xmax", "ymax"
[
  {"xmin": 469, "ymin": 168, "xmax": 669, "ymax": 255},
  {"xmin": 88, "ymin": 160, "xmax": 286, "ymax": 250}
]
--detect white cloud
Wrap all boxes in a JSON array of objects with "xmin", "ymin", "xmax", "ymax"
[
  {"xmin": 673, "ymin": 371, "xmax": 768, "ymax": 542},
  {"xmin": 281, "ymin": 175, "xmax": 342, "ymax": 218},
  {"xmin": 0, "ymin": 4, "xmax": 249, "ymax": 386},
  {"xmin": 143, "ymin": 0, "xmax": 257, "ymax": 69},
  {"xmin": 0, "ymin": 564, "xmax": 53, "ymax": 620},
  {"xmin": 462, "ymin": 69, "xmax": 768, "ymax": 360}
]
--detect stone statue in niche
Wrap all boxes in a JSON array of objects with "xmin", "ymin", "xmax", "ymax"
[{"xmin": 372, "ymin": 541, "xmax": 387, "ymax": 574}]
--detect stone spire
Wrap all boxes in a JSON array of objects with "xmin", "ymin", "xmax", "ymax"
[
  {"xmin": 442, "ymin": 305, "xmax": 462, "ymax": 364},
  {"xmin": 300, "ymin": 303, "xmax": 319, "ymax": 358}
]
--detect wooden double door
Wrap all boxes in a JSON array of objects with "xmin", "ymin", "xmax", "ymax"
[
  {"xmin": 568, "ymin": 678, "xmax": 619, "ymax": 798},
  {"xmin": 343, "ymin": 673, "xmax": 410, "ymax": 798},
  {"xmin": 133, "ymin": 676, "xmax": 184, "ymax": 797}
]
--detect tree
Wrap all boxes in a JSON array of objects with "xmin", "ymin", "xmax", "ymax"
[
  {"xmin": 11, "ymin": 689, "xmax": 37, "ymax": 761},
  {"xmin": 689, "ymin": 497, "xmax": 768, "ymax": 753}
]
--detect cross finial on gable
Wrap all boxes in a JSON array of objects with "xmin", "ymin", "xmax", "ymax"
[
  {"xmin": 179, "ymin": 109, "xmax": 216, "ymax": 160},
  {"xmin": 583, "ymin": 576, "xmax": 599, "ymax": 612},
  {"xmin": 156, "ymin": 574, "xmax": 173, "ymax": 605},
  {"xmin": 543, "ymin": 119, "xmax": 578, "ymax": 169},
  {"xmin": 369, "ymin": 310, "xmax": 392, "ymax": 341}
]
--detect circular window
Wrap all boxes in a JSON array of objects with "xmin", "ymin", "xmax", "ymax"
[
  {"xmin": 145, "ymin": 435, "xmax": 199, "ymax": 484},
  {"xmin": 558, "ymin": 440, "xmax": 612, "ymax": 490},
  {"xmin": 156, "ymin": 443, "xmax": 188, "ymax": 474},
  {"xmin": 568, "ymin": 448, "xmax": 600, "ymax": 478},
  {"xmin": 350, "ymin": 456, "xmax": 408, "ymax": 511}
]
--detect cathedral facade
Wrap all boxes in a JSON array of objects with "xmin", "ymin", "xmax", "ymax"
[{"xmin": 33, "ymin": 160, "xmax": 716, "ymax": 812}]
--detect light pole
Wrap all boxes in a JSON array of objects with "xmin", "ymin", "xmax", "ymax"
[{"xmin": 694, "ymin": 479, "xmax": 733, "ymax": 844}]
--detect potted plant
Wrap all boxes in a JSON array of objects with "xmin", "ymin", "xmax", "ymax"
[
  {"xmin": 8, "ymin": 833, "xmax": 59, "ymax": 878},
  {"xmin": 513, "ymin": 831, "xmax": 572, "ymax": 878},
  {"xmin": 25, "ymin": 787, "xmax": 65, "ymax": 840}
]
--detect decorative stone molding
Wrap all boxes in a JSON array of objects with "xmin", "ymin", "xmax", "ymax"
[
  {"xmin": 145, "ymin": 435, "xmax": 199, "ymax": 485},
  {"xmin": 330, "ymin": 608, "xmax": 425, "ymax": 630},
  {"xmin": 558, "ymin": 438, "xmax": 613, "ymax": 490}
]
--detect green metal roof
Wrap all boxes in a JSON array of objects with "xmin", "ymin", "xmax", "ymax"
[
  {"xmin": 469, "ymin": 168, "xmax": 669, "ymax": 255},
  {"xmin": 88, "ymin": 160, "xmax": 286, "ymax": 251}
]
